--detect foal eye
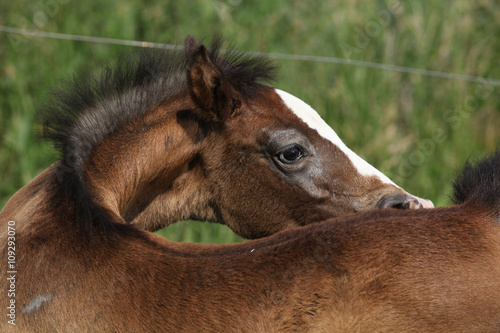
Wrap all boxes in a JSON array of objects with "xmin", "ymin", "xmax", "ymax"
[{"xmin": 277, "ymin": 145, "xmax": 306, "ymax": 164}]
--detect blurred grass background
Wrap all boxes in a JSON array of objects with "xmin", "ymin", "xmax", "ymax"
[{"xmin": 1, "ymin": 0, "xmax": 499, "ymax": 243}]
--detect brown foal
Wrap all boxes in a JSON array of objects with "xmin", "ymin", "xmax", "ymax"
[{"xmin": 0, "ymin": 36, "xmax": 442, "ymax": 332}]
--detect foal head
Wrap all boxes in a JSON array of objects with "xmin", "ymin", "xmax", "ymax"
[{"xmin": 42, "ymin": 36, "xmax": 432, "ymax": 239}]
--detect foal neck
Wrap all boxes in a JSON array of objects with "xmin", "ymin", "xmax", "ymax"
[{"xmin": 84, "ymin": 103, "xmax": 217, "ymax": 231}]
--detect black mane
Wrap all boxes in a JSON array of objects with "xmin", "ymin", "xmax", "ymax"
[
  {"xmin": 39, "ymin": 37, "xmax": 277, "ymax": 236},
  {"xmin": 452, "ymin": 150, "xmax": 500, "ymax": 217}
]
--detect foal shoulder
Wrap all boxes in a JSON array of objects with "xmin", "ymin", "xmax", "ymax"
[{"xmin": 0, "ymin": 163, "xmax": 59, "ymax": 234}]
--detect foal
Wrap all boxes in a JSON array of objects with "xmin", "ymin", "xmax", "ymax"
[
  {"xmin": 1, "ymin": 151, "xmax": 498, "ymax": 331},
  {"xmin": 0, "ymin": 36, "xmax": 439, "ymax": 332},
  {"xmin": 2, "ymin": 36, "xmax": 430, "ymax": 240}
]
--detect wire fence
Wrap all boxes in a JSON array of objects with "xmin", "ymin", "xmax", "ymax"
[{"xmin": 2, "ymin": 25, "xmax": 500, "ymax": 86}]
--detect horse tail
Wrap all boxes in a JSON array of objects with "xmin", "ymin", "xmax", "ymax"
[{"xmin": 452, "ymin": 150, "xmax": 500, "ymax": 218}]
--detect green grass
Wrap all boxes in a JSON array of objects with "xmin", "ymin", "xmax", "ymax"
[{"xmin": 1, "ymin": 0, "xmax": 499, "ymax": 243}]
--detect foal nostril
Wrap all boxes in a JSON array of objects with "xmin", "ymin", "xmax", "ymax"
[{"xmin": 376, "ymin": 194, "xmax": 414, "ymax": 209}]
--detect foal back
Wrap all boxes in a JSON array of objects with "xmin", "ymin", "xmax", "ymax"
[
  {"xmin": 4, "ymin": 205, "xmax": 499, "ymax": 333},
  {"xmin": 314, "ymin": 208, "xmax": 500, "ymax": 332}
]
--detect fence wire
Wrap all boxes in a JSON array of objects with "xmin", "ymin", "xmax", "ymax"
[{"xmin": 1, "ymin": 26, "xmax": 499, "ymax": 86}]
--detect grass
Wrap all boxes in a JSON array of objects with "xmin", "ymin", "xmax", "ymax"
[{"xmin": 1, "ymin": 0, "xmax": 499, "ymax": 243}]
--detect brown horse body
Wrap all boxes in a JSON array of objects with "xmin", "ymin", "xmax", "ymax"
[
  {"xmin": 0, "ymin": 37, "xmax": 443, "ymax": 331},
  {"xmin": 2, "ymin": 152, "xmax": 500, "ymax": 332}
]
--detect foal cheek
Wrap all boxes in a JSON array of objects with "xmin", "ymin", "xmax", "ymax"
[{"xmin": 217, "ymin": 169, "xmax": 298, "ymax": 237}]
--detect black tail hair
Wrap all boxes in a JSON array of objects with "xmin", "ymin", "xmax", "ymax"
[{"xmin": 452, "ymin": 150, "xmax": 500, "ymax": 217}]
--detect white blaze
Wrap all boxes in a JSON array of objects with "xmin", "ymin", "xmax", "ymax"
[{"xmin": 275, "ymin": 89, "xmax": 396, "ymax": 186}]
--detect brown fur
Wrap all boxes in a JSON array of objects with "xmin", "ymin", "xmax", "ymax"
[
  {"xmin": 1, "ymin": 177, "xmax": 499, "ymax": 331},
  {"xmin": 0, "ymin": 37, "xmax": 445, "ymax": 332}
]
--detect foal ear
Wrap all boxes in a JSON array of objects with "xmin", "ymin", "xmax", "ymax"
[
  {"xmin": 184, "ymin": 35, "xmax": 200, "ymax": 61},
  {"xmin": 185, "ymin": 37, "xmax": 241, "ymax": 122}
]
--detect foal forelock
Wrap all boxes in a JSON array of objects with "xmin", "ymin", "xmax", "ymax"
[{"xmin": 274, "ymin": 89, "xmax": 397, "ymax": 186}]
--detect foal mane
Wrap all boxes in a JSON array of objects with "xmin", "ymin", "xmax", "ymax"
[
  {"xmin": 452, "ymin": 150, "xmax": 500, "ymax": 217},
  {"xmin": 39, "ymin": 37, "xmax": 277, "ymax": 237}
]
